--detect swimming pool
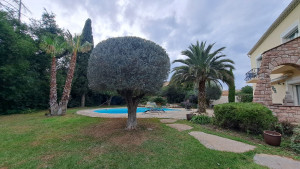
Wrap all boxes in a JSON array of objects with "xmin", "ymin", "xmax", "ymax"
[{"xmin": 94, "ymin": 107, "xmax": 177, "ymax": 114}]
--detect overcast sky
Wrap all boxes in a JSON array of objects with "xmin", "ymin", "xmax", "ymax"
[{"xmin": 22, "ymin": 0, "xmax": 292, "ymax": 89}]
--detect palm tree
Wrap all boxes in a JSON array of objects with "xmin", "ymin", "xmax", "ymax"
[
  {"xmin": 40, "ymin": 36, "xmax": 66, "ymax": 115},
  {"xmin": 58, "ymin": 31, "xmax": 92, "ymax": 115},
  {"xmin": 171, "ymin": 41, "xmax": 235, "ymax": 113},
  {"xmin": 41, "ymin": 32, "xmax": 92, "ymax": 116}
]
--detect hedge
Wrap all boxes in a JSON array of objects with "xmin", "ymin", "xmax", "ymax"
[{"xmin": 213, "ymin": 103, "xmax": 277, "ymax": 134}]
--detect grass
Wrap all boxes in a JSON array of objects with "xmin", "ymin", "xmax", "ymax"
[{"xmin": 0, "ymin": 107, "xmax": 299, "ymax": 169}]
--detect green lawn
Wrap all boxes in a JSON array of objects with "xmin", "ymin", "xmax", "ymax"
[{"xmin": 0, "ymin": 108, "xmax": 299, "ymax": 169}]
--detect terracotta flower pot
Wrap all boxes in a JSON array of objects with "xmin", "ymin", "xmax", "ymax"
[
  {"xmin": 263, "ymin": 130, "xmax": 282, "ymax": 146},
  {"xmin": 186, "ymin": 113, "xmax": 194, "ymax": 121}
]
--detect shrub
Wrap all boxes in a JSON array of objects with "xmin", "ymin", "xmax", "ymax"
[
  {"xmin": 213, "ymin": 103, "xmax": 277, "ymax": 134},
  {"xmin": 291, "ymin": 125, "xmax": 300, "ymax": 153},
  {"xmin": 151, "ymin": 96, "xmax": 167, "ymax": 106},
  {"xmin": 161, "ymin": 85, "xmax": 186, "ymax": 103},
  {"xmin": 237, "ymin": 93, "xmax": 253, "ymax": 102},
  {"xmin": 272, "ymin": 121, "xmax": 294, "ymax": 136},
  {"xmin": 191, "ymin": 115, "xmax": 212, "ymax": 125},
  {"xmin": 236, "ymin": 85, "xmax": 253, "ymax": 102}
]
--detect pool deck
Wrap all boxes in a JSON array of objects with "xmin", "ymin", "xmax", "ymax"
[{"xmin": 77, "ymin": 107, "xmax": 214, "ymax": 119}]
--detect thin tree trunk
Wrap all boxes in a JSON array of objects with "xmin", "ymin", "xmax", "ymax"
[
  {"xmin": 107, "ymin": 95, "xmax": 113, "ymax": 106},
  {"xmin": 81, "ymin": 93, "xmax": 86, "ymax": 107},
  {"xmin": 49, "ymin": 56, "xmax": 58, "ymax": 115},
  {"xmin": 198, "ymin": 80, "xmax": 206, "ymax": 114},
  {"xmin": 58, "ymin": 52, "xmax": 77, "ymax": 115}
]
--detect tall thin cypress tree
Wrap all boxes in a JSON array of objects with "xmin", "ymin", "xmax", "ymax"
[
  {"xmin": 228, "ymin": 68, "xmax": 235, "ymax": 102},
  {"xmin": 71, "ymin": 18, "xmax": 94, "ymax": 107}
]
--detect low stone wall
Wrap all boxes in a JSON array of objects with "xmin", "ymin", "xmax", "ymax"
[{"xmin": 268, "ymin": 104, "xmax": 300, "ymax": 124}]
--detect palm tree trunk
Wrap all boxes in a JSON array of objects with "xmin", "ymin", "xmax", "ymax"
[
  {"xmin": 49, "ymin": 56, "xmax": 58, "ymax": 115},
  {"xmin": 58, "ymin": 52, "xmax": 77, "ymax": 115},
  {"xmin": 198, "ymin": 80, "xmax": 206, "ymax": 114}
]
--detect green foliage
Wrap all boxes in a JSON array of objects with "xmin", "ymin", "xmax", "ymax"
[
  {"xmin": 272, "ymin": 121, "xmax": 294, "ymax": 137},
  {"xmin": 291, "ymin": 125, "xmax": 300, "ymax": 153},
  {"xmin": 241, "ymin": 85, "xmax": 253, "ymax": 94},
  {"xmin": 80, "ymin": 18, "xmax": 94, "ymax": 46},
  {"xmin": 213, "ymin": 103, "xmax": 277, "ymax": 134},
  {"xmin": 206, "ymin": 85, "xmax": 222, "ymax": 103},
  {"xmin": 237, "ymin": 85, "xmax": 253, "ymax": 102},
  {"xmin": 88, "ymin": 37, "xmax": 170, "ymax": 95},
  {"xmin": 228, "ymin": 69, "xmax": 235, "ymax": 102},
  {"xmin": 150, "ymin": 96, "xmax": 167, "ymax": 106},
  {"xmin": 0, "ymin": 11, "xmax": 49, "ymax": 114},
  {"xmin": 191, "ymin": 115, "xmax": 212, "ymax": 124},
  {"xmin": 161, "ymin": 85, "xmax": 186, "ymax": 103}
]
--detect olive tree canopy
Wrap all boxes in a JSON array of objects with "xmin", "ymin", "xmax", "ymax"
[{"xmin": 88, "ymin": 36, "xmax": 170, "ymax": 129}]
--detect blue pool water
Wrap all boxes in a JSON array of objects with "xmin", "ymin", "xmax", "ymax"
[{"xmin": 94, "ymin": 107, "xmax": 177, "ymax": 114}]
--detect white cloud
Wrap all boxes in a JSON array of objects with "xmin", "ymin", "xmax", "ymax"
[{"xmin": 23, "ymin": 0, "xmax": 292, "ymax": 89}]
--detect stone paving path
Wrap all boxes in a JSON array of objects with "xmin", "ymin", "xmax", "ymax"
[
  {"xmin": 160, "ymin": 119, "xmax": 177, "ymax": 123},
  {"xmin": 166, "ymin": 124, "xmax": 193, "ymax": 131},
  {"xmin": 163, "ymin": 120, "xmax": 299, "ymax": 168},
  {"xmin": 254, "ymin": 154, "xmax": 300, "ymax": 169},
  {"xmin": 189, "ymin": 131, "xmax": 256, "ymax": 153}
]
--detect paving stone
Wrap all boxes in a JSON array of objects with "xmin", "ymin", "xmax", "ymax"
[
  {"xmin": 166, "ymin": 124, "xmax": 193, "ymax": 131},
  {"xmin": 160, "ymin": 119, "xmax": 177, "ymax": 123},
  {"xmin": 189, "ymin": 131, "xmax": 256, "ymax": 153},
  {"xmin": 254, "ymin": 154, "xmax": 300, "ymax": 169}
]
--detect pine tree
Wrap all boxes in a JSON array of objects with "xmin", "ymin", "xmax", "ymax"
[
  {"xmin": 71, "ymin": 18, "xmax": 94, "ymax": 107},
  {"xmin": 228, "ymin": 68, "xmax": 235, "ymax": 102}
]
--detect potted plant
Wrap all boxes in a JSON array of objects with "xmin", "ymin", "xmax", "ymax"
[
  {"xmin": 263, "ymin": 130, "xmax": 282, "ymax": 146},
  {"xmin": 183, "ymin": 101, "xmax": 194, "ymax": 120},
  {"xmin": 186, "ymin": 113, "xmax": 195, "ymax": 121}
]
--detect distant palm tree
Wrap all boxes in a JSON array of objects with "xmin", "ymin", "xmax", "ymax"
[
  {"xmin": 41, "ymin": 36, "xmax": 66, "ymax": 115},
  {"xmin": 58, "ymin": 31, "xmax": 92, "ymax": 115},
  {"xmin": 41, "ymin": 32, "xmax": 92, "ymax": 116},
  {"xmin": 171, "ymin": 41, "xmax": 235, "ymax": 113}
]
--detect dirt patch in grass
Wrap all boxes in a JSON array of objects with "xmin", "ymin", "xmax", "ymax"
[
  {"xmin": 82, "ymin": 118, "xmax": 160, "ymax": 147},
  {"xmin": 41, "ymin": 154, "xmax": 55, "ymax": 162}
]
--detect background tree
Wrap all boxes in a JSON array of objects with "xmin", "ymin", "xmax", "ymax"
[
  {"xmin": 228, "ymin": 68, "xmax": 235, "ymax": 102},
  {"xmin": 161, "ymin": 84, "xmax": 186, "ymax": 103},
  {"xmin": 237, "ymin": 85, "xmax": 253, "ymax": 102},
  {"xmin": 0, "ymin": 11, "xmax": 39, "ymax": 114},
  {"xmin": 88, "ymin": 37, "xmax": 170, "ymax": 130},
  {"xmin": 206, "ymin": 84, "xmax": 222, "ymax": 105},
  {"xmin": 71, "ymin": 18, "xmax": 94, "ymax": 107},
  {"xmin": 172, "ymin": 41, "xmax": 234, "ymax": 114}
]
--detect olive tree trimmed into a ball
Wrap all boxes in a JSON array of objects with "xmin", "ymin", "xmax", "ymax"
[{"xmin": 88, "ymin": 37, "xmax": 170, "ymax": 129}]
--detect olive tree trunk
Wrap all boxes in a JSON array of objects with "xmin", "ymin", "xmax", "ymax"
[
  {"xmin": 126, "ymin": 98, "xmax": 138, "ymax": 130},
  {"xmin": 198, "ymin": 80, "xmax": 206, "ymax": 114},
  {"xmin": 49, "ymin": 56, "xmax": 58, "ymax": 115},
  {"xmin": 119, "ymin": 90, "xmax": 144, "ymax": 130}
]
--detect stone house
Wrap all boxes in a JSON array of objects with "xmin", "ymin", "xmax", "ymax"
[{"xmin": 246, "ymin": 0, "xmax": 300, "ymax": 124}]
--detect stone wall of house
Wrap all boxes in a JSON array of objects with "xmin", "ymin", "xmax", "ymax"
[
  {"xmin": 253, "ymin": 37, "xmax": 300, "ymax": 123},
  {"xmin": 268, "ymin": 105, "xmax": 300, "ymax": 124}
]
